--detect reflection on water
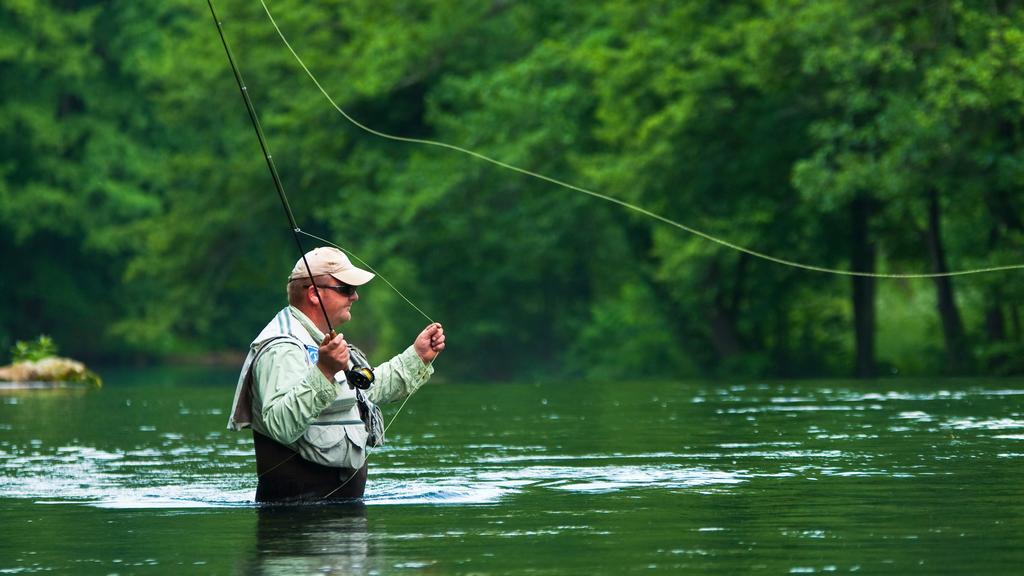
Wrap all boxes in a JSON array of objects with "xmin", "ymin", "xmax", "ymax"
[
  {"xmin": 240, "ymin": 504, "xmax": 370, "ymax": 575},
  {"xmin": 1, "ymin": 373, "xmax": 1023, "ymax": 574}
]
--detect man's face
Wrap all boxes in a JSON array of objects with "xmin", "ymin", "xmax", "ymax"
[{"xmin": 314, "ymin": 278, "xmax": 360, "ymax": 326}]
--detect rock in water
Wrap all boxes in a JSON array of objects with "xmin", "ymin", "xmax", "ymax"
[{"xmin": 0, "ymin": 357, "xmax": 102, "ymax": 388}]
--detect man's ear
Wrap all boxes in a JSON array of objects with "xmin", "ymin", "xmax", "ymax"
[{"xmin": 307, "ymin": 284, "xmax": 322, "ymax": 305}]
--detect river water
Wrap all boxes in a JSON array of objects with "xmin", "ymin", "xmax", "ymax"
[{"xmin": 1, "ymin": 367, "xmax": 1022, "ymax": 574}]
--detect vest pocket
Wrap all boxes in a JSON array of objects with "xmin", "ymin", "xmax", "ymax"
[
  {"xmin": 304, "ymin": 424, "xmax": 346, "ymax": 451},
  {"xmin": 342, "ymin": 423, "xmax": 369, "ymax": 449},
  {"xmin": 300, "ymin": 423, "xmax": 368, "ymax": 469}
]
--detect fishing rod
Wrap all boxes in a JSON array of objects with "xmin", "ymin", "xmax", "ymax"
[{"xmin": 205, "ymin": 0, "xmax": 335, "ymax": 335}]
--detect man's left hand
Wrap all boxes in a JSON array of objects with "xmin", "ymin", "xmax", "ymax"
[{"xmin": 414, "ymin": 323, "xmax": 445, "ymax": 365}]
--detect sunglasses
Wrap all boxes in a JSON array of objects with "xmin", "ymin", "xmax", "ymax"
[{"xmin": 314, "ymin": 283, "xmax": 358, "ymax": 297}]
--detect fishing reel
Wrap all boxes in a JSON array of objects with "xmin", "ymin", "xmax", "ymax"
[{"xmin": 343, "ymin": 366, "xmax": 375, "ymax": 390}]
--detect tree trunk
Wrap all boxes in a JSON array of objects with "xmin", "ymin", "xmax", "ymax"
[
  {"xmin": 925, "ymin": 188, "xmax": 973, "ymax": 373},
  {"xmin": 850, "ymin": 196, "xmax": 876, "ymax": 378},
  {"xmin": 983, "ymin": 224, "xmax": 1008, "ymax": 370},
  {"xmin": 773, "ymin": 303, "xmax": 791, "ymax": 376},
  {"xmin": 709, "ymin": 309, "xmax": 742, "ymax": 359},
  {"xmin": 985, "ymin": 300, "xmax": 1006, "ymax": 342},
  {"xmin": 705, "ymin": 259, "xmax": 743, "ymax": 360},
  {"xmin": 984, "ymin": 297, "xmax": 1008, "ymax": 371}
]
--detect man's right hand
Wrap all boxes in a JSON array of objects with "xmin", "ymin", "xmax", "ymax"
[{"xmin": 316, "ymin": 332, "xmax": 350, "ymax": 381}]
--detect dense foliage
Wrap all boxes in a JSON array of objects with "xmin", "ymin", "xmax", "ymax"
[
  {"xmin": 10, "ymin": 335, "xmax": 57, "ymax": 363},
  {"xmin": 3, "ymin": 0, "xmax": 1023, "ymax": 379}
]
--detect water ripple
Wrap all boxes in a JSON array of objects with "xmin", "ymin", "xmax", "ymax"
[{"xmin": 941, "ymin": 417, "xmax": 1024, "ymax": 430}]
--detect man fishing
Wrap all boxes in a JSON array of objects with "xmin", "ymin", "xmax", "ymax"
[{"xmin": 228, "ymin": 246, "xmax": 445, "ymax": 502}]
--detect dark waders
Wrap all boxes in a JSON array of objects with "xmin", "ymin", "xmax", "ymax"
[{"xmin": 253, "ymin": 431, "xmax": 367, "ymax": 502}]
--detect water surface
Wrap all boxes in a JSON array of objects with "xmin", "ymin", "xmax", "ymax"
[{"xmin": 1, "ymin": 368, "xmax": 1022, "ymax": 573}]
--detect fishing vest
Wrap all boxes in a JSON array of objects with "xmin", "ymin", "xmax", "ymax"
[{"xmin": 228, "ymin": 307, "xmax": 382, "ymax": 470}]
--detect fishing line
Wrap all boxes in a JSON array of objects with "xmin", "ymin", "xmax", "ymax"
[
  {"xmin": 208, "ymin": 0, "xmax": 434, "ymax": 499},
  {"xmin": 259, "ymin": 0, "xmax": 1024, "ymax": 280},
  {"xmin": 217, "ymin": 0, "xmax": 1024, "ymax": 500}
]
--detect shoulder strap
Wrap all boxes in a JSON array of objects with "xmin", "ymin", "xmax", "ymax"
[{"xmin": 253, "ymin": 334, "xmax": 308, "ymax": 367}]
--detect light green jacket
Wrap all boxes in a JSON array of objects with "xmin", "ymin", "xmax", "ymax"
[{"xmin": 230, "ymin": 306, "xmax": 433, "ymax": 466}]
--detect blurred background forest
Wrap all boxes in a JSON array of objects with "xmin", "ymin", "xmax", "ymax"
[{"xmin": 2, "ymin": 0, "xmax": 1024, "ymax": 381}]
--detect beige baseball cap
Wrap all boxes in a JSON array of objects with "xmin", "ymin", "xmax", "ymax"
[{"xmin": 288, "ymin": 247, "xmax": 375, "ymax": 286}]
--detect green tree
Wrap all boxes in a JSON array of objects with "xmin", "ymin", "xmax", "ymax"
[
  {"xmin": 0, "ymin": 0, "xmax": 165, "ymax": 359},
  {"xmin": 4, "ymin": 0, "xmax": 1022, "ymax": 380}
]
